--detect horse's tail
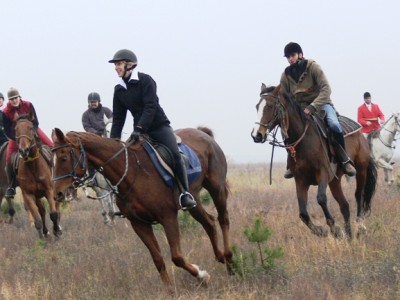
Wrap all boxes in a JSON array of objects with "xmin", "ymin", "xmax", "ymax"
[
  {"xmin": 364, "ymin": 158, "xmax": 378, "ymax": 214},
  {"xmin": 197, "ymin": 126, "xmax": 214, "ymax": 138}
]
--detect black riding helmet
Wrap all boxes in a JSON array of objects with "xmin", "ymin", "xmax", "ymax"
[
  {"xmin": 284, "ymin": 42, "xmax": 303, "ymax": 58},
  {"xmin": 108, "ymin": 49, "xmax": 137, "ymax": 64},
  {"xmin": 88, "ymin": 92, "xmax": 101, "ymax": 102}
]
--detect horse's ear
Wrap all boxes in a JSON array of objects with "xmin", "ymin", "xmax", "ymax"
[
  {"xmin": 261, "ymin": 83, "xmax": 267, "ymax": 91},
  {"xmin": 28, "ymin": 110, "xmax": 35, "ymax": 122},
  {"xmin": 52, "ymin": 128, "xmax": 65, "ymax": 144}
]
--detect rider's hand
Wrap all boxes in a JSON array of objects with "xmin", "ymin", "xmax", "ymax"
[
  {"xmin": 304, "ymin": 105, "xmax": 316, "ymax": 116},
  {"xmin": 130, "ymin": 131, "xmax": 141, "ymax": 142},
  {"xmin": 366, "ymin": 121, "xmax": 371, "ymax": 126}
]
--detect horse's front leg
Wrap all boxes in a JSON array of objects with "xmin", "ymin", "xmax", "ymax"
[
  {"xmin": 328, "ymin": 179, "xmax": 351, "ymax": 239},
  {"xmin": 46, "ymin": 191, "xmax": 62, "ymax": 237},
  {"xmin": 295, "ymin": 180, "xmax": 328, "ymax": 237},
  {"xmin": 22, "ymin": 192, "xmax": 45, "ymax": 239}
]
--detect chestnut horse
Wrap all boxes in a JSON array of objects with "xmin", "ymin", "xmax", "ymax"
[
  {"xmin": 15, "ymin": 116, "xmax": 62, "ymax": 239},
  {"xmin": 51, "ymin": 127, "xmax": 232, "ymax": 293},
  {"xmin": 251, "ymin": 85, "xmax": 377, "ymax": 239},
  {"xmin": 0, "ymin": 142, "xmax": 16, "ymax": 224}
]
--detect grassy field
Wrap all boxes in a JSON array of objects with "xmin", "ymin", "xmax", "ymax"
[{"xmin": 0, "ymin": 162, "xmax": 399, "ymax": 299}]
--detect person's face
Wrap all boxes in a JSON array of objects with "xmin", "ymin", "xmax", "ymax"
[
  {"xmin": 114, "ymin": 61, "xmax": 132, "ymax": 78},
  {"xmin": 364, "ymin": 97, "xmax": 372, "ymax": 104},
  {"xmin": 9, "ymin": 96, "xmax": 20, "ymax": 107},
  {"xmin": 89, "ymin": 100, "xmax": 99, "ymax": 108},
  {"xmin": 286, "ymin": 52, "xmax": 302, "ymax": 65}
]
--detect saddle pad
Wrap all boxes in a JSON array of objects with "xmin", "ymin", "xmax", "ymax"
[
  {"xmin": 339, "ymin": 115, "xmax": 361, "ymax": 136},
  {"xmin": 142, "ymin": 142, "xmax": 202, "ymax": 188}
]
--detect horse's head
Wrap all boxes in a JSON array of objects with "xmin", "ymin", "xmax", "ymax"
[
  {"xmin": 103, "ymin": 115, "xmax": 113, "ymax": 138},
  {"xmin": 52, "ymin": 128, "xmax": 88, "ymax": 202},
  {"xmin": 393, "ymin": 112, "xmax": 400, "ymax": 132},
  {"xmin": 251, "ymin": 84, "xmax": 282, "ymax": 143},
  {"xmin": 14, "ymin": 115, "xmax": 39, "ymax": 160}
]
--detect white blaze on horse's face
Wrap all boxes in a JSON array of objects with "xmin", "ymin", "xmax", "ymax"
[{"xmin": 251, "ymin": 98, "xmax": 268, "ymax": 143}]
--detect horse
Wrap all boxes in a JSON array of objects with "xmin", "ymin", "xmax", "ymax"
[
  {"xmin": 51, "ymin": 127, "xmax": 232, "ymax": 293},
  {"xmin": 369, "ymin": 112, "xmax": 400, "ymax": 185},
  {"xmin": 0, "ymin": 142, "xmax": 16, "ymax": 224},
  {"xmin": 251, "ymin": 84, "xmax": 377, "ymax": 239},
  {"xmin": 15, "ymin": 116, "xmax": 62, "ymax": 239},
  {"xmin": 81, "ymin": 115, "xmax": 118, "ymax": 225}
]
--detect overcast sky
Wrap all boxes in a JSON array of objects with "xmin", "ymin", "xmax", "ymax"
[{"xmin": 1, "ymin": 0, "xmax": 398, "ymax": 164}]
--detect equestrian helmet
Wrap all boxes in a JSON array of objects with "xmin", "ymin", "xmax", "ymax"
[
  {"xmin": 88, "ymin": 92, "xmax": 101, "ymax": 102},
  {"xmin": 7, "ymin": 87, "xmax": 20, "ymax": 100},
  {"xmin": 284, "ymin": 42, "xmax": 303, "ymax": 57},
  {"xmin": 108, "ymin": 49, "xmax": 137, "ymax": 64},
  {"xmin": 363, "ymin": 92, "xmax": 371, "ymax": 99}
]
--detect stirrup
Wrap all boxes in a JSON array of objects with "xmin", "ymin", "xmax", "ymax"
[
  {"xmin": 343, "ymin": 161, "xmax": 356, "ymax": 177},
  {"xmin": 179, "ymin": 192, "xmax": 196, "ymax": 211}
]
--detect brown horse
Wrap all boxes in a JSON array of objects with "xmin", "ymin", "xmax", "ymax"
[
  {"xmin": 15, "ymin": 116, "xmax": 62, "ymax": 239},
  {"xmin": 51, "ymin": 127, "xmax": 232, "ymax": 293},
  {"xmin": 0, "ymin": 142, "xmax": 16, "ymax": 224},
  {"xmin": 251, "ymin": 85, "xmax": 377, "ymax": 239}
]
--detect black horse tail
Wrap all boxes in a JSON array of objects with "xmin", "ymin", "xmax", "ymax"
[{"xmin": 364, "ymin": 159, "xmax": 377, "ymax": 214}]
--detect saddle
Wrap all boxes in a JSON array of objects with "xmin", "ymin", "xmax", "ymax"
[{"xmin": 140, "ymin": 135, "xmax": 202, "ymax": 188}]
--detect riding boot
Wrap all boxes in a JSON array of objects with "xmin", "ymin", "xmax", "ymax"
[
  {"xmin": 174, "ymin": 160, "xmax": 196, "ymax": 210},
  {"xmin": 332, "ymin": 131, "xmax": 356, "ymax": 176},
  {"xmin": 5, "ymin": 162, "xmax": 17, "ymax": 198},
  {"xmin": 284, "ymin": 152, "xmax": 294, "ymax": 179}
]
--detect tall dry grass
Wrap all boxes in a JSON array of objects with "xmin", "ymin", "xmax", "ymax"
[{"xmin": 0, "ymin": 162, "xmax": 399, "ymax": 299}]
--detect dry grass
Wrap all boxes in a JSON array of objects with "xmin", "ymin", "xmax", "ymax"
[{"xmin": 1, "ymin": 163, "xmax": 400, "ymax": 299}]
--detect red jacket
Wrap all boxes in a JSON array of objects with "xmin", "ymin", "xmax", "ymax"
[
  {"xmin": 2, "ymin": 100, "xmax": 39, "ymax": 140},
  {"xmin": 357, "ymin": 103, "xmax": 385, "ymax": 133}
]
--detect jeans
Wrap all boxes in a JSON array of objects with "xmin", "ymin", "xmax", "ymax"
[{"xmin": 322, "ymin": 104, "xmax": 342, "ymax": 134}]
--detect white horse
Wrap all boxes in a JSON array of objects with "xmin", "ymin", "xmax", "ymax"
[
  {"xmin": 369, "ymin": 112, "xmax": 400, "ymax": 185},
  {"xmin": 82, "ymin": 115, "xmax": 118, "ymax": 224}
]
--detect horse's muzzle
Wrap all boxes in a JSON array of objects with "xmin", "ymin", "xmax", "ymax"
[{"xmin": 251, "ymin": 131, "xmax": 266, "ymax": 143}]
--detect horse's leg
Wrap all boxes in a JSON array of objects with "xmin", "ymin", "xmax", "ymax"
[
  {"xmin": 161, "ymin": 216, "xmax": 211, "ymax": 286},
  {"xmin": 45, "ymin": 189, "xmax": 62, "ymax": 237},
  {"xmin": 328, "ymin": 179, "xmax": 351, "ymax": 239},
  {"xmin": 201, "ymin": 183, "xmax": 233, "ymax": 274},
  {"xmin": 107, "ymin": 194, "xmax": 117, "ymax": 223},
  {"xmin": 36, "ymin": 198, "xmax": 50, "ymax": 237},
  {"xmin": 4, "ymin": 197, "xmax": 16, "ymax": 224},
  {"xmin": 128, "ymin": 218, "xmax": 175, "ymax": 294},
  {"xmin": 93, "ymin": 186, "xmax": 112, "ymax": 224},
  {"xmin": 295, "ymin": 181, "xmax": 328, "ymax": 237},
  {"xmin": 188, "ymin": 193, "xmax": 225, "ymax": 264},
  {"xmin": 22, "ymin": 193, "xmax": 45, "ymax": 239}
]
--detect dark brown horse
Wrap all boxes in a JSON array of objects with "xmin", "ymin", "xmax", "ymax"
[
  {"xmin": 15, "ymin": 116, "xmax": 62, "ymax": 239},
  {"xmin": 51, "ymin": 127, "xmax": 232, "ymax": 293},
  {"xmin": 251, "ymin": 85, "xmax": 377, "ymax": 239},
  {"xmin": 0, "ymin": 142, "xmax": 16, "ymax": 224}
]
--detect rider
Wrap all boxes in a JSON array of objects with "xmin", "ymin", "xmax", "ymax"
[
  {"xmin": 82, "ymin": 92, "xmax": 113, "ymax": 136},
  {"xmin": 108, "ymin": 49, "xmax": 196, "ymax": 210},
  {"xmin": 280, "ymin": 42, "xmax": 356, "ymax": 179},
  {"xmin": 2, "ymin": 88, "xmax": 54, "ymax": 198},
  {"xmin": 357, "ymin": 92, "xmax": 385, "ymax": 138},
  {"xmin": 82, "ymin": 92, "xmax": 113, "ymax": 183},
  {"xmin": 0, "ymin": 92, "xmax": 8, "ymax": 146}
]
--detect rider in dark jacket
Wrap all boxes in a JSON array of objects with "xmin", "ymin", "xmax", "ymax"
[{"xmin": 109, "ymin": 49, "xmax": 196, "ymax": 210}]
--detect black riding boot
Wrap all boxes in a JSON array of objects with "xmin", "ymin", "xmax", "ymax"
[
  {"xmin": 174, "ymin": 159, "xmax": 196, "ymax": 210},
  {"xmin": 5, "ymin": 162, "xmax": 16, "ymax": 198},
  {"xmin": 332, "ymin": 131, "xmax": 356, "ymax": 176}
]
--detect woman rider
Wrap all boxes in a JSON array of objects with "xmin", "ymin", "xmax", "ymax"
[{"xmin": 108, "ymin": 49, "xmax": 196, "ymax": 210}]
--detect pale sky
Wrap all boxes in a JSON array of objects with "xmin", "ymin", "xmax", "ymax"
[{"xmin": 1, "ymin": 0, "xmax": 399, "ymax": 163}]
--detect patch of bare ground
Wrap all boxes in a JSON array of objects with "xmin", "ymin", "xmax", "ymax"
[{"xmin": 0, "ymin": 163, "xmax": 399, "ymax": 299}]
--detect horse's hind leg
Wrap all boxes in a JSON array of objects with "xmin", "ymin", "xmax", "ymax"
[
  {"xmin": 201, "ymin": 183, "xmax": 233, "ymax": 273},
  {"xmin": 329, "ymin": 179, "xmax": 352, "ymax": 239}
]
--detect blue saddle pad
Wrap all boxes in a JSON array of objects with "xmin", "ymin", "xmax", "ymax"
[{"xmin": 142, "ymin": 142, "xmax": 202, "ymax": 188}]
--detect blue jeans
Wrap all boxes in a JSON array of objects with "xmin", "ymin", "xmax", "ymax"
[{"xmin": 322, "ymin": 104, "xmax": 342, "ymax": 134}]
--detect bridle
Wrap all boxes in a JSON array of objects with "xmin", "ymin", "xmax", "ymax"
[
  {"xmin": 15, "ymin": 119, "xmax": 40, "ymax": 162},
  {"xmin": 378, "ymin": 114, "xmax": 400, "ymax": 149},
  {"xmin": 52, "ymin": 138, "xmax": 130, "ymax": 193}
]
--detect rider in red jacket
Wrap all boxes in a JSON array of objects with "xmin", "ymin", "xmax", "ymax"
[
  {"xmin": 357, "ymin": 92, "xmax": 385, "ymax": 137},
  {"xmin": 2, "ymin": 88, "xmax": 53, "ymax": 198}
]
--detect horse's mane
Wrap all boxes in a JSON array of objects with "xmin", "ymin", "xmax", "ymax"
[{"xmin": 280, "ymin": 92, "xmax": 308, "ymax": 123}]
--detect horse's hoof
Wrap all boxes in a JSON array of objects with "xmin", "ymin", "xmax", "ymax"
[{"xmin": 192, "ymin": 264, "xmax": 210, "ymax": 287}]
